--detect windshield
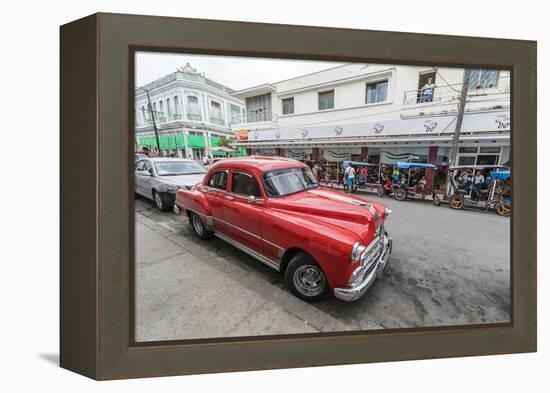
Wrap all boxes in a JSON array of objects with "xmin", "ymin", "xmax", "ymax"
[
  {"xmin": 154, "ymin": 161, "xmax": 206, "ymax": 176},
  {"xmin": 263, "ymin": 166, "xmax": 319, "ymax": 197}
]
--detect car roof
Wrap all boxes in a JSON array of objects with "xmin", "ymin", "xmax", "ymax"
[
  {"xmin": 143, "ymin": 157, "xmax": 197, "ymax": 163},
  {"xmin": 211, "ymin": 156, "xmax": 306, "ymax": 172}
]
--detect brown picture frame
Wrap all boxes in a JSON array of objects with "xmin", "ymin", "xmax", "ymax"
[{"xmin": 60, "ymin": 12, "xmax": 537, "ymax": 380}]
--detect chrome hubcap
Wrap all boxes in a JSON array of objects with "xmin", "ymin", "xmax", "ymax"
[
  {"xmin": 154, "ymin": 193, "xmax": 163, "ymax": 209},
  {"xmin": 192, "ymin": 215, "xmax": 204, "ymax": 236},
  {"xmin": 293, "ymin": 265, "xmax": 325, "ymax": 297}
]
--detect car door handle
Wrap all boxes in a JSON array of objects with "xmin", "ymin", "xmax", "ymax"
[{"xmin": 224, "ymin": 195, "xmax": 235, "ymax": 201}]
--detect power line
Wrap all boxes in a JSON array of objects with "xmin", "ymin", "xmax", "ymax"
[{"xmin": 432, "ymin": 67, "xmax": 461, "ymax": 93}]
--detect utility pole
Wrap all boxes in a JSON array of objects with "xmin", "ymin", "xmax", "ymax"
[
  {"xmin": 446, "ymin": 69, "xmax": 471, "ymax": 198},
  {"xmin": 449, "ymin": 69, "xmax": 471, "ymax": 167},
  {"xmin": 143, "ymin": 88, "xmax": 162, "ymax": 157}
]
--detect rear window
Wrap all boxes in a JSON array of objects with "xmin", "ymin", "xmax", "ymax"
[{"xmin": 208, "ymin": 170, "xmax": 228, "ymax": 190}]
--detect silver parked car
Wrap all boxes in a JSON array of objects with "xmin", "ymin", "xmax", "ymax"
[{"xmin": 134, "ymin": 157, "xmax": 206, "ymax": 211}]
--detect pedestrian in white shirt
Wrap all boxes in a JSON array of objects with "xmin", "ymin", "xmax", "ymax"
[{"xmin": 344, "ymin": 163, "xmax": 356, "ymax": 193}]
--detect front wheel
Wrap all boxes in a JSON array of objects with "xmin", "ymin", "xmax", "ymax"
[
  {"xmin": 449, "ymin": 194, "xmax": 464, "ymax": 210},
  {"xmin": 285, "ymin": 253, "xmax": 328, "ymax": 302},
  {"xmin": 153, "ymin": 190, "xmax": 170, "ymax": 211},
  {"xmin": 189, "ymin": 212, "xmax": 214, "ymax": 240},
  {"xmin": 496, "ymin": 202, "xmax": 511, "ymax": 217},
  {"xmin": 377, "ymin": 187, "xmax": 384, "ymax": 197},
  {"xmin": 394, "ymin": 188, "xmax": 407, "ymax": 201}
]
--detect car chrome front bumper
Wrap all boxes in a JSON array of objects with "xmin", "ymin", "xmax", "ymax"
[{"xmin": 333, "ymin": 232, "xmax": 392, "ymax": 302}]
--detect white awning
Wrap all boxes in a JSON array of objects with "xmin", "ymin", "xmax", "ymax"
[{"xmin": 247, "ymin": 109, "xmax": 510, "ymax": 142}]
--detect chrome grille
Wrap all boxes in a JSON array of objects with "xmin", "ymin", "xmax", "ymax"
[{"xmin": 361, "ymin": 238, "xmax": 382, "ymax": 270}]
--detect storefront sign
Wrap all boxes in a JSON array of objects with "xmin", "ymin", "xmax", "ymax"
[
  {"xmin": 253, "ymin": 110, "xmax": 510, "ymax": 141},
  {"xmin": 234, "ymin": 129, "xmax": 249, "ymax": 141}
]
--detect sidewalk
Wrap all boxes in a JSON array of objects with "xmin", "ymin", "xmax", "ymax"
[{"xmin": 135, "ymin": 212, "xmax": 352, "ymax": 342}]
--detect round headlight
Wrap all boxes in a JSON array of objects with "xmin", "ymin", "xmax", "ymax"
[
  {"xmin": 384, "ymin": 207, "xmax": 392, "ymax": 219},
  {"xmin": 351, "ymin": 242, "xmax": 366, "ymax": 264}
]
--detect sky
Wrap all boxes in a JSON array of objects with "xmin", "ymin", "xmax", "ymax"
[{"xmin": 135, "ymin": 51, "xmax": 345, "ymax": 90}]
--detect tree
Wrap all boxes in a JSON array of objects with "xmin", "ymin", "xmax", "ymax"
[{"xmin": 216, "ymin": 138, "xmax": 232, "ymax": 148}]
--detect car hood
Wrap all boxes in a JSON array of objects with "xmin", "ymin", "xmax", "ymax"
[
  {"xmin": 160, "ymin": 174, "xmax": 205, "ymax": 187},
  {"xmin": 268, "ymin": 187, "xmax": 386, "ymax": 244}
]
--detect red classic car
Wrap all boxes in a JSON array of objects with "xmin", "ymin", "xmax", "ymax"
[{"xmin": 174, "ymin": 156, "xmax": 392, "ymax": 302}]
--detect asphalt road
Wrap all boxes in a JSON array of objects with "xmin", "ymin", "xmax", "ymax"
[{"xmin": 134, "ymin": 191, "xmax": 510, "ymax": 342}]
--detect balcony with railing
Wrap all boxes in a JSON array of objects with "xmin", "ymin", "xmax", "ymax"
[
  {"xmin": 229, "ymin": 111, "xmax": 278, "ymax": 130},
  {"xmin": 402, "ymin": 81, "xmax": 510, "ymax": 108},
  {"xmin": 187, "ymin": 113, "xmax": 202, "ymax": 121},
  {"xmin": 209, "ymin": 116, "xmax": 225, "ymax": 126},
  {"xmin": 136, "ymin": 112, "xmax": 185, "ymax": 128}
]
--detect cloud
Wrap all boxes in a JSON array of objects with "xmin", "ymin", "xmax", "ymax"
[{"xmin": 135, "ymin": 51, "xmax": 345, "ymax": 90}]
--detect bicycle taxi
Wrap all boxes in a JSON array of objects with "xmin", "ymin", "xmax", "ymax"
[
  {"xmin": 446, "ymin": 165, "xmax": 511, "ymax": 217},
  {"xmin": 392, "ymin": 161, "xmax": 441, "ymax": 205}
]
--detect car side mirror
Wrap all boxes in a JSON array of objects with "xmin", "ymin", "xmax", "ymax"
[
  {"xmin": 248, "ymin": 195, "xmax": 264, "ymax": 205},
  {"xmin": 137, "ymin": 170, "xmax": 151, "ymax": 176}
]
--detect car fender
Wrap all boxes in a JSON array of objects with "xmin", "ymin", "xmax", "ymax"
[
  {"xmin": 262, "ymin": 209, "xmax": 361, "ymax": 289},
  {"xmin": 175, "ymin": 189, "xmax": 213, "ymax": 226}
]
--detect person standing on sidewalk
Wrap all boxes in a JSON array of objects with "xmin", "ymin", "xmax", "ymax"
[{"xmin": 344, "ymin": 162, "xmax": 356, "ymax": 193}]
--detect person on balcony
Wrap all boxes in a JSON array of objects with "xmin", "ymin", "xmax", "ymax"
[{"xmin": 420, "ymin": 77, "xmax": 436, "ymax": 102}]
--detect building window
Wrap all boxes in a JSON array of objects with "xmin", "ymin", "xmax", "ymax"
[
  {"xmin": 230, "ymin": 104, "xmax": 241, "ymax": 123},
  {"xmin": 318, "ymin": 90, "xmax": 334, "ymax": 110},
  {"xmin": 187, "ymin": 96, "xmax": 201, "ymax": 120},
  {"xmin": 140, "ymin": 105, "xmax": 147, "ymax": 122},
  {"xmin": 417, "ymin": 72, "xmax": 436, "ymax": 103},
  {"xmin": 282, "ymin": 97, "xmax": 294, "ymax": 115},
  {"xmin": 366, "ymin": 80, "xmax": 388, "ymax": 104},
  {"xmin": 479, "ymin": 146, "xmax": 501, "ymax": 153},
  {"xmin": 166, "ymin": 98, "xmax": 171, "ymax": 118},
  {"xmin": 468, "ymin": 69, "xmax": 499, "ymax": 90},
  {"xmin": 173, "ymin": 96, "xmax": 179, "ymax": 115},
  {"xmin": 459, "ymin": 147, "xmax": 478, "ymax": 154},
  {"xmin": 246, "ymin": 93, "xmax": 272, "ymax": 122},
  {"xmin": 210, "ymin": 101, "xmax": 223, "ymax": 123},
  {"xmin": 159, "ymin": 100, "xmax": 164, "ymax": 115},
  {"xmin": 456, "ymin": 146, "xmax": 502, "ymax": 166}
]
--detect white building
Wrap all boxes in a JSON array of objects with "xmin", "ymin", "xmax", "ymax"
[
  {"xmin": 230, "ymin": 63, "xmax": 510, "ymax": 168},
  {"xmin": 135, "ymin": 63, "xmax": 246, "ymax": 159}
]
